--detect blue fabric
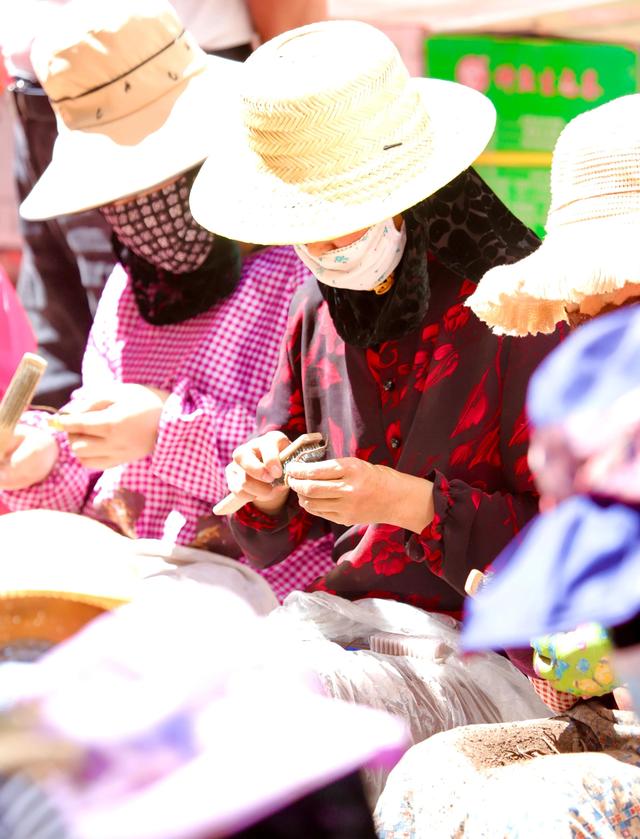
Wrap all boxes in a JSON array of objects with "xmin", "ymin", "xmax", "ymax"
[
  {"xmin": 462, "ymin": 496, "xmax": 640, "ymax": 651},
  {"xmin": 527, "ymin": 305, "xmax": 640, "ymax": 429}
]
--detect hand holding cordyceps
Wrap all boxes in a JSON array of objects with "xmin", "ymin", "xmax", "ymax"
[
  {"xmin": 225, "ymin": 430, "xmax": 293, "ymax": 514},
  {"xmin": 55, "ymin": 383, "xmax": 170, "ymax": 470}
]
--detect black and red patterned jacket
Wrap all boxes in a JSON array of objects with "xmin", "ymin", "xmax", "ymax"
[{"xmin": 230, "ymin": 257, "xmax": 560, "ymax": 619}]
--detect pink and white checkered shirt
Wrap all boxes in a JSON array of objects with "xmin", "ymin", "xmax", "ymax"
[{"xmin": 1, "ymin": 247, "xmax": 334, "ymax": 600}]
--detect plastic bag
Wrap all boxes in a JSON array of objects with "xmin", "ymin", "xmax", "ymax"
[
  {"xmin": 266, "ymin": 591, "xmax": 550, "ymax": 803},
  {"xmin": 0, "ymin": 269, "xmax": 35, "ymax": 397}
]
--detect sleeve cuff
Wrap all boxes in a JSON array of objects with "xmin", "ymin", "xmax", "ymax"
[
  {"xmin": 405, "ymin": 469, "xmax": 453, "ymax": 577},
  {"xmin": 234, "ymin": 492, "xmax": 304, "ymax": 533}
]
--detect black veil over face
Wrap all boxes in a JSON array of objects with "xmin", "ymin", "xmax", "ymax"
[
  {"xmin": 113, "ymin": 232, "xmax": 241, "ymax": 326},
  {"xmin": 317, "ymin": 168, "xmax": 541, "ymax": 348},
  {"xmin": 106, "ymin": 165, "xmax": 241, "ymax": 326}
]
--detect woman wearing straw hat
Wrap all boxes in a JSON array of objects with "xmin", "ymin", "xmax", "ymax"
[
  {"xmin": 374, "ymin": 97, "xmax": 640, "ymax": 837},
  {"xmin": 0, "ymin": 0, "xmax": 333, "ymax": 601},
  {"xmin": 192, "ymin": 21, "xmax": 560, "ymax": 634}
]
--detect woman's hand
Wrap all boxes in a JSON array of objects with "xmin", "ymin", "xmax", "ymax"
[
  {"xmin": 286, "ymin": 457, "xmax": 434, "ymax": 531},
  {"xmin": 0, "ymin": 424, "xmax": 58, "ymax": 490},
  {"xmin": 226, "ymin": 430, "xmax": 292, "ymax": 515},
  {"xmin": 56, "ymin": 384, "xmax": 169, "ymax": 470}
]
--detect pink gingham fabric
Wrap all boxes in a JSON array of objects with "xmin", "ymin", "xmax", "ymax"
[
  {"xmin": 1, "ymin": 247, "xmax": 334, "ymax": 600},
  {"xmin": 529, "ymin": 676, "xmax": 579, "ymax": 713}
]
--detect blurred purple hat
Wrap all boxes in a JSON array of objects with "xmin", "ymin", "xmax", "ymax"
[
  {"xmin": 527, "ymin": 304, "xmax": 640, "ymax": 504},
  {"xmin": 5, "ymin": 587, "xmax": 407, "ymax": 839}
]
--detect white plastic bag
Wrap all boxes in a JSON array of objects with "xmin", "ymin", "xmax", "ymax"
[{"xmin": 267, "ymin": 591, "xmax": 549, "ymax": 802}]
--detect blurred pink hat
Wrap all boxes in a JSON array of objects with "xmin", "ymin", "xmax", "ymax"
[{"xmin": 6, "ymin": 587, "xmax": 407, "ymax": 839}]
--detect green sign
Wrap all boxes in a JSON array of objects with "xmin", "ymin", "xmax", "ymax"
[{"xmin": 425, "ymin": 35, "xmax": 639, "ymax": 234}]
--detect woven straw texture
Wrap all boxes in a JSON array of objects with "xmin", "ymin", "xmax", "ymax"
[
  {"xmin": 0, "ymin": 594, "xmax": 121, "ymax": 651},
  {"xmin": 190, "ymin": 20, "xmax": 495, "ymax": 244},
  {"xmin": 467, "ymin": 94, "xmax": 640, "ymax": 336}
]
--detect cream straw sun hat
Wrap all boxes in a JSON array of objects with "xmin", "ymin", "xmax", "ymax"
[
  {"xmin": 189, "ymin": 20, "xmax": 496, "ymax": 246},
  {"xmin": 19, "ymin": 0, "xmax": 240, "ymax": 221},
  {"xmin": 467, "ymin": 94, "xmax": 640, "ymax": 336}
]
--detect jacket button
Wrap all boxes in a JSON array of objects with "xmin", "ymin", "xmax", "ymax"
[
  {"xmin": 390, "ymin": 436, "xmax": 401, "ymax": 449},
  {"xmin": 383, "ymin": 379, "xmax": 395, "ymax": 392}
]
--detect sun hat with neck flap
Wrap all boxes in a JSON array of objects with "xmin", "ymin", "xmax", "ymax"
[
  {"xmin": 19, "ymin": 0, "xmax": 241, "ymax": 221},
  {"xmin": 467, "ymin": 93, "xmax": 640, "ymax": 336},
  {"xmin": 189, "ymin": 19, "xmax": 497, "ymax": 246}
]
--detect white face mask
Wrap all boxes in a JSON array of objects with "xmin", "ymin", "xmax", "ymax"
[{"xmin": 294, "ymin": 218, "xmax": 407, "ymax": 292}]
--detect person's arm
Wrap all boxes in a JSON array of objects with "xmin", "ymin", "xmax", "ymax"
[
  {"xmin": 228, "ymin": 292, "xmax": 330, "ymax": 568},
  {"xmin": 151, "ymin": 381, "xmax": 259, "ymax": 502},
  {"xmin": 406, "ymin": 330, "xmax": 562, "ymax": 595},
  {"xmin": 247, "ymin": 0, "xmax": 327, "ymax": 43},
  {"xmin": 0, "ymin": 413, "xmax": 95, "ymax": 512},
  {"xmin": 0, "ymin": 286, "xmax": 122, "ymax": 512}
]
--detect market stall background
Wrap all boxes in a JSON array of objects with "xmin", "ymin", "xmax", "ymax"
[
  {"xmin": 330, "ymin": 0, "xmax": 640, "ymax": 236},
  {"xmin": 0, "ymin": 0, "xmax": 639, "ymax": 262}
]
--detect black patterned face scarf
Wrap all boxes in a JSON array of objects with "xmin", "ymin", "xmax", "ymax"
[
  {"xmin": 101, "ymin": 167, "xmax": 241, "ymax": 325},
  {"xmin": 317, "ymin": 168, "xmax": 542, "ymax": 347}
]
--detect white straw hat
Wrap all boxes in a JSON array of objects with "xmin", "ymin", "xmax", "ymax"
[
  {"xmin": 189, "ymin": 20, "xmax": 496, "ymax": 245},
  {"xmin": 20, "ymin": 0, "xmax": 240, "ymax": 221},
  {"xmin": 467, "ymin": 94, "xmax": 640, "ymax": 336}
]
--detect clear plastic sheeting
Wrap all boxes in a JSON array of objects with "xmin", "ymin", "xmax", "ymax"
[{"xmin": 266, "ymin": 591, "xmax": 549, "ymax": 803}]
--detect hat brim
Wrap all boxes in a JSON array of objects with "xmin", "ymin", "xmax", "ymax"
[
  {"xmin": 467, "ymin": 215, "xmax": 640, "ymax": 336},
  {"xmin": 462, "ymin": 496, "xmax": 640, "ymax": 652},
  {"xmin": 190, "ymin": 78, "xmax": 496, "ymax": 245},
  {"xmin": 74, "ymin": 692, "xmax": 406, "ymax": 839},
  {"xmin": 20, "ymin": 55, "xmax": 241, "ymax": 220},
  {"xmin": 0, "ymin": 593, "xmax": 123, "ymax": 655},
  {"xmin": 0, "ymin": 511, "xmax": 143, "ymax": 601}
]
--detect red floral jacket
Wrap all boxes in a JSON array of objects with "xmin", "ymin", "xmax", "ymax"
[{"xmin": 230, "ymin": 257, "xmax": 561, "ymax": 618}]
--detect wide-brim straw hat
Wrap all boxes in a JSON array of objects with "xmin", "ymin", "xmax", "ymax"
[
  {"xmin": 0, "ymin": 509, "xmax": 282, "ymax": 659},
  {"xmin": 20, "ymin": 0, "xmax": 240, "ymax": 221},
  {"xmin": 0, "ymin": 511, "xmax": 140, "ymax": 658},
  {"xmin": 467, "ymin": 94, "xmax": 640, "ymax": 336},
  {"xmin": 189, "ymin": 20, "xmax": 496, "ymax": 245}
]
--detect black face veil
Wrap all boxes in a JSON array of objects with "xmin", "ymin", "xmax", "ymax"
[{"xmin": 318, "ymin": 168, "xmax": 541, "ymax": 348}]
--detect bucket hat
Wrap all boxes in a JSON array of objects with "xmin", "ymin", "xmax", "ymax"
[
  {"xmin": 20, "ymin": 0, "xmax": 240, "ymax": 220},
  {"xmin": 467, "ymin": 94, "xmax": 640, "ymax": 335},
  {"xmin": 189, "ymin": 20, "xmax": 496, "ymax": 245}
]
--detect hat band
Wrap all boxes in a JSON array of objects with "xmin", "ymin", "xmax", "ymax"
[{"xmin": 51, "ymin": 29, "xmax": 207, "ymax": 131}]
